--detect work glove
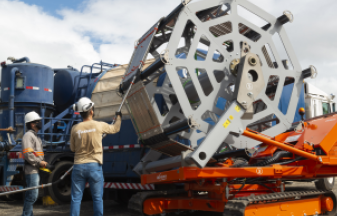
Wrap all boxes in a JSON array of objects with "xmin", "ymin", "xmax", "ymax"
[
  {"xmin": 39, "ymin": 164, "xmax": 55, "ymax": 174},
  {"xmin": 115, "ymin": 111, "xmax": 122, "ymax": 119}
]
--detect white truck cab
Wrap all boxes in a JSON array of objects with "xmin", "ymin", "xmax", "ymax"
[{"xmin": 304, "ymin": 82, "xmax": 336, "ymax": 119}]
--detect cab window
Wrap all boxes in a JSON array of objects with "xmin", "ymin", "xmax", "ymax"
[{"xmin": 322, "ymin": 102, "xmax": 331, "ymax": 115}]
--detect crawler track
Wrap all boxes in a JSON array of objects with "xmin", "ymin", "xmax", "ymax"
[{"xmin": 129, "ymin": 190, "xmax": 337, "ymax": 216}]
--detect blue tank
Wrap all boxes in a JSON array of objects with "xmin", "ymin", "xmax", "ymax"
[
  {"xmin": 1, "ymin": 63, "xmax": 54, "ymax": 104},
  {"xmin": 53, "ymin": 68, "xmax": 98, "ymax": 113},
  {"xmin": 0, "ymin": 62, "xmax": 54, "ymax": 142}
]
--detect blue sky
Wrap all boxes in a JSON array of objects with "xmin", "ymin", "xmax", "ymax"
[{"xmin": 22, "ymin": 0, "xmax": 82, "ymax": 17}]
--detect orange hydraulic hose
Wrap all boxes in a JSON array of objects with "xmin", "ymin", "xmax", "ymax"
[{"xmin": 242, "ymin": 130, "xmax": 321, "ymax": 162}]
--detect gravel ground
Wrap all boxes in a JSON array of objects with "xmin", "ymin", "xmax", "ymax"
[{"xmin": 1, "ymin": 179, "xmax": 336, "ymax": 216}]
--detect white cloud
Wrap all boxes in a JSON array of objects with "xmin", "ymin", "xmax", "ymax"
[
  {"xmin": 0, "ymin": 0, "xmax": 336, "ymax": 96},
  {"xmin": 0, "ymin": 0, "xmax": 101, "ymax": 69},
  {"xmin": 59, "ymin": 0, "xmax": 181, "ymax": 64}
]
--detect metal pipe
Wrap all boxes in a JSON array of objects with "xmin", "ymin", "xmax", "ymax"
[
  {"xmin": 213, "ymin": 148, "xmax": 250, "ymax": 161},
  {"xmin": 139, "ymin": 58, "xmax": 165, "ymax": 81},
  {"xmin": 242, "ymin": 130, "xmax": 320, "ymax": 162},
  {"xmin": 0, "ymin": 183, "xmax": 53, "ymax": 197},
  {"xmin": 0, "ymin": 165, "xmax": 73, "ymax": 197},
  {"xmin": 163, "ymin": 118, "xmax": 190, "ymax": 135},
  {"xmin": 12, "ymin": 57, "xmax": 31, "ymax": 63},
  {"xmin": 117, "ymin": 76, "xmax": 137, "ymax": 115},
  {"xmin": 142, "ymin": 155, "xmax": 182, "ymax": 173},
  {"xmin": 8, "ymin": 67, "xmax": 19, "ymax": 145}
]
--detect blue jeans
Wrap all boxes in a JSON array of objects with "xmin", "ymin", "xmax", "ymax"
[
  {"xmin": 22, "ymin": 173, "xmax": 40, "ymax": 216},
  {"xmin": 70, "ymin": 163, "xmax": 104, "ymax": 216}
]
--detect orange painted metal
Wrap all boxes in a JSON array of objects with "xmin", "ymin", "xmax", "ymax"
[
  {"xmin": 184, "ymin": 182, "xmax": 281, "ymax": 194},
  {"xmin": 321, "ymin": 196, "xmax": 334, "ymax": 212},
  {"xmin": 143, "ymin": 195, "xmax": 327, "ymax": 216},
  {"xmin": 140, "ymin": 114, "xmax": 337, "ymax": 215},
  {"xmin": 142, "ymin": 166, "xmax": 302, "ymax": 184},
  {"xmin": 242, "ymin": 130, "xmax": 320, "ymax": 162},
  {"xmin": 245, "ymin": 196, "xmax": 322, "ymax": 216},
  {"xmin": 228, "ymin": 183, "xmax": 282, "ymax": 192},
  {"xmin": 141, "ymin": 164, "xmax": 337, "ymax": 185},
  {"xmin": 143, "ymin": 197, "xmax": 224, "ymax": 215}
]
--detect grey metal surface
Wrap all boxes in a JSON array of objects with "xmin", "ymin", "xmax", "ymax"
[
  {"xmin": 163, "ymin": 0, "xmax": 303, "ymax": 146},
  {"xmin": 186, "ymin": 102, "xmax": 245, "ymax": 168},
  {"xmin": 133, "ymin": 149, "xmax": 162, "ymax": 175},
  {"xmin": 125, "ymin": 0, "xmax": 304, "ymax": 169},
  {"xmin": 150, "ymin": 138, "xmax": 193, "ymax": 156}
]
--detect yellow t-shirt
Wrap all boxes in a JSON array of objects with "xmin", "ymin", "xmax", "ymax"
[{"xmin": 70, "ymin": 117, "xmax": 121, "ymax": 164}]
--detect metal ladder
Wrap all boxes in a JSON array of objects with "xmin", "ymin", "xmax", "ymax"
[
  {"xmin": 39, "ymin": 61, "xmax": 116, "ymax": 148},
  {"xmin": 65, "ymin": 61, "xmax": 117, "ymax": 142}
]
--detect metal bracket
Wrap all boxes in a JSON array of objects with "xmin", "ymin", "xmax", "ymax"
[{"xmin": 234, "ymin": 43, "xmax": 265, "ymax": 119}]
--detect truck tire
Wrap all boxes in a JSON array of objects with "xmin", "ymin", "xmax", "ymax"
[
  {"xmin": 315, "ymin": 177, "xmax": 335, "ymax": 191},
  {"xmin": 48, "ymin": 161, "xmax": 73, "ymax": 204},
  {"xmin": 115, "ymin": 190, "xmax": 137, "ymax": 205}
]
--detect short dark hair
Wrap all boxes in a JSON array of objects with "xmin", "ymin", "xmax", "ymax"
[{"xmin": 80, "ymin": 107, "xmax": 94, "ymax": 120}]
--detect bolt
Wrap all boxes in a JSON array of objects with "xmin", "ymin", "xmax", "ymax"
[
  {"xmin": 248, "ymin": 56, "xmax": 257, "ymax": 66},
  {"xmin": 247, "ymin": 92, "xmax": 253, "ymax": 97},
  {"xmin": 319, "ymin": 157, "xmax": 323, "ymax": 162}
]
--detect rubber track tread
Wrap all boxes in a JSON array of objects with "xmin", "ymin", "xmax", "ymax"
[
  {"xmin": 224, "ymin": 190, "xmax": 330, "ymax": 216},
  {"xmin": 128, "ymin": 190, "xmax": 334, "ymax": 216}
]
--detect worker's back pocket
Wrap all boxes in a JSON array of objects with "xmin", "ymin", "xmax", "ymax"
[
  {"xmin": 88, "ymin": 169, "xmax": 103, "ymax": 184},
  {"xmin": 86, "ymin": 163, "xmax": 103, "ymax": 184}
]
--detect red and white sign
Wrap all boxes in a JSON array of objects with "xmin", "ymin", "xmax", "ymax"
[
  {"xmin": 44, "ymin": 88, "xmax": 52, "ymax": 92},
  {"xmin": 0, "ymin": 186, "xmax": 22, "ymax": 192},
  {"xmin": 26, "ymin": 86, "xmax": 39, "ymax": 90},
  {"xmin": 85, "ymin": 182, "xmax": 155, "ymax": 190},
  {"xmin": 103, "ymin": 144, "xmax": 143, "ymax": 150},
  {"xmin": 3, "ymin": 87, "xmax": 9, "ymax": 91}
]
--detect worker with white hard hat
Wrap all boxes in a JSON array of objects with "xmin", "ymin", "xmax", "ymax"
[
  {"xmin": 70, "ymin": 97, "xmax": 122, "ymax": 216},
  {"xmin": 21, "ymin": 111, "xmax": 48, "ymax": 216}
]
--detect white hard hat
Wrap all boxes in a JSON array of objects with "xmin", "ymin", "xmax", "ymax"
[
  {"xmin": 73, "ymin": 97, "xmax": 95, "ymax": 112},
  {"xmin": 25, "ymin": 111, "xmax": 42, "ymax": 124}
]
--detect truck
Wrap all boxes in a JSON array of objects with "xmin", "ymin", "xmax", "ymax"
[{"xmin": 0, "ymin": 59, "xmax": 144, "ymax": 204}]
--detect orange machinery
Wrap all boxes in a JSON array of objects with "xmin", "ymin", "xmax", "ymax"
[{"xmin": 130, "ymin": 112, "xmax": 337, "ymax": 216}]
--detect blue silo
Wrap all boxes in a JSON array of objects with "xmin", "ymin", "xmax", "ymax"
[{"xmin": 0, "ymin": 60, "xmax": 54, "ymax": 143}]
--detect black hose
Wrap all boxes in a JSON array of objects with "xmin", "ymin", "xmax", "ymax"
[
  {"xmin": 248, "ymin": 151, "xmax": 293, "ymax": 167},
  {"xmin": 213, "ymin": 149, "xmax": 250, "ymax": 161},
  {"xmin": 275, "ymin": 157, "xmax": 305, "ymax": 165},
  {"xmin": 232, "ymin": 180, "xmax": 246, "ymax": 197}
]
